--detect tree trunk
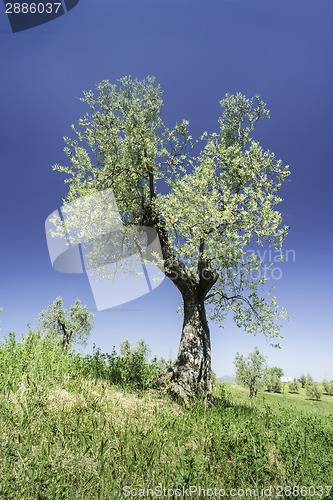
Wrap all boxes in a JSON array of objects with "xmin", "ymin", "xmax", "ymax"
[
  {"xmin": 142, "ymin": 205, "xmax": 217, "ymax": 404},
  {"xmin": 58, "ymin": 319, "xmax": 72, "ymax": 351},
  {"xmin": 62, "ymin": 329, "xmax": 72, "ymax": 351},
  {"xmin": 158, "ymin": 292, "xmax": 212, "ymax": 404}
]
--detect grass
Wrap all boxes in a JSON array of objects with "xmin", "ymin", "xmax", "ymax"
[
  {"xmin": 227, "ymin": 383, "xmax": 333, "ymax": 419},
  {"xmin": 0, "ymin": 330, "xmax": 332, "ymax": 499}
]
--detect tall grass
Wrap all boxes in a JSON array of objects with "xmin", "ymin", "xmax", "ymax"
[{"xmin": 0, "ymin": 329, "xmax": 332, "ymax": 499}]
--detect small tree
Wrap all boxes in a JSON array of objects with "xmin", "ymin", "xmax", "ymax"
[
  {"xmin": 305, "ymin": 374, "xmax": 322, "ymax": 401},
  {"xmin": 300, "ymin": 373, "xmax": 306, "ymax": 388},
  {"xmin": 264, "ymin": 366, "xmax": 283, "ymax": 393},
  {"xmin": 37, "ymin": 297, "xmax": 95, "ymax": 351},
  {"xmin": 234, "ymin": 346, "xmax": 267, "ymax": 398},
  {"xmin": 289, "ymin": 378, "xmax": 299, "ymax": 394},
  {"xmin": 322, "ymin": 380, "xmax": 333, "ymax": 395}
]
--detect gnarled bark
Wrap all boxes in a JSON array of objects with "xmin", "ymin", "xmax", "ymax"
[
  {"xmin": 57, "ymin": 319, "xmax": 73, "ymax": 351},
  {"xmin": 158, "ymin": 292, "xmax": 212, "ymax": 404},
  {"xmin": 143, "ymin": 205, "xmax": 217, "ymax": 403}
]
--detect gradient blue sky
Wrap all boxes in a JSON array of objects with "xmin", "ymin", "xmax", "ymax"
[{"xmin": 0, "ymin": 0, "xmax": 332, "ymax": 381}]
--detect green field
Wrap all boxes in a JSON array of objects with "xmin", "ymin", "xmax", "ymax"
[
  {"xmin": 0, "ymin": 331, "xmax": 332, "ymax": 499},
  {"xmin": 226, "ymin": 382, "xmax": 333, "ymax": 419}
]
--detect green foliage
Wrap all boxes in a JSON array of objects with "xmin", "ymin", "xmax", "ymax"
[
  {"xmin": 300, "ymin": 373, "xmax": 307, "ymax": 388},
  {"xmin": 264, "ymin": 366, "xmax": 283, "ymax": 393},
  {"xmin": 0, "ymin": 328, "xmax": 81, "ymax": 390},
  {"xmin": 305, "ymin": 383, "xmax": 322, "ymax": 401},
  {"xmin": 234, "ymin": 346, "xmax": 267, "ymax": 398},
  {"xmin": 289, "ymin": 378, "xmax": 300, "ymax": 394},
  {"xmin": 211, "ymin": 369, "xmax": 218, "ymax": 386},
  {"xmin": 212, "ymin": 380, "xmax": 229, "ymax": 401},
  {"xmin": 305, "ymin": 375, "xmax": 322, "ymax": 401},
  {"xmin": 270, "ymin": 366, "xmax": 284, "ymax": 378},
  {"xmin": 36, "ymin": 296, "xmax": 95, "ymax": 350},
  {"xmin": 264, "ymin": 373, "xmax": 282, "ymax": 393},
  {"xmin": 74, "ymin": 339, "xmax": 169, "ymax": 390},
  {"xmin": 322, "ymin": 380, "xmax": 333, "ymax": 395},
  {"xmin": 115, "ymin": 338, "xmax": 168, "ymax": 389},
  {"xmin": 175, "ymin": 448, "xmax": 205, "ymax": 488},
  {"xmin": 51, "ymin": 76, "xmax": 290, "ymax": 344}
]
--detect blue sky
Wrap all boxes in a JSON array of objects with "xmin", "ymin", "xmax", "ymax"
[{"xmin": 0, "ymin": 0, "xmax": 332, "ymax": 381}]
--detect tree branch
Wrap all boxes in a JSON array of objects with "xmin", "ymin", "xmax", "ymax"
[
  {"xmin": 142, "ymin": 205, "xmax": 197, "ymax": 297},
  {"xmin": 204, "ymin": 290, "xmax": 266, "ymax": 331}
]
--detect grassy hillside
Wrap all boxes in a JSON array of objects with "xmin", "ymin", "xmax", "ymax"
[{"xmin": 0, "ymin": 330, "xmax": 332, "ymax": 499}]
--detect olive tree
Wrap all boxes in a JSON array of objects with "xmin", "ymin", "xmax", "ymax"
[
  {"xmin": 50, "ymin": 76, "xmax": 290, "ymax": 401},
  {"xmin": 322, "ymin": 380, "xmax": 333, "ymax": 395},
  {"xmin": 300, "ymin": 373, "xmax": 307, "ymax": 388},
  {"xmin": 234, "ymin": 347, "xmax": 267, "ymax": 398},
  {"xmin": 305, "ymin": 374, "xmax": 322, "ymax": 401},
  {"xmin": 37, "ymin": 297, "xmax": 95, "ymax": 351},
  {"xmin": 264, "ymin": 366, "xmax": 283, "ymax": 393},
  {"xmin": 288, "ymin": 378, "xmax": 299, "ymax": 394}
]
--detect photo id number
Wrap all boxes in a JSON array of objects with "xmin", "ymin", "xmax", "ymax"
[{"xmin": 5, "ymin": 3, "xmax": 62, "ymax": 14}]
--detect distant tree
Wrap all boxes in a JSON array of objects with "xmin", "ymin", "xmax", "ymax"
[
  {"xmin": 37, "ymin": 297, "xmax": 95, "ymax": 351},
  {"xmin": 50, "ymin": 75, "xmax": 290, "ymax": 402},
  {"xmin": 300, "ymin": 373, "xmax": 306, "ymax": 388},
  {"xmin": 289, "ymin": 378, "xmax": 299, "ymax": 394},
  {"xmin": 322, "ymin": 380, "xmax": 333, "ymax": 395},
  {"xmin": 234, "ymin": 346, "xmax": 267, "ymax": 398},
  {"xmin": 305, "ymin": 375, "xmax": 322, "ymax": 401},
  {"xmin": 264, "ymin": 366, "xmax": 283, "ymax": 393}
]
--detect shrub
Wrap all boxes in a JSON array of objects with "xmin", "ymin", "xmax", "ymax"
[
  {"xmin": 76, "ymin": 339, "xmax": 168, "ymax": 390},
  {"xmin": 114, "ymin": 339, "xmax": 168, "ymax": 389}
]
